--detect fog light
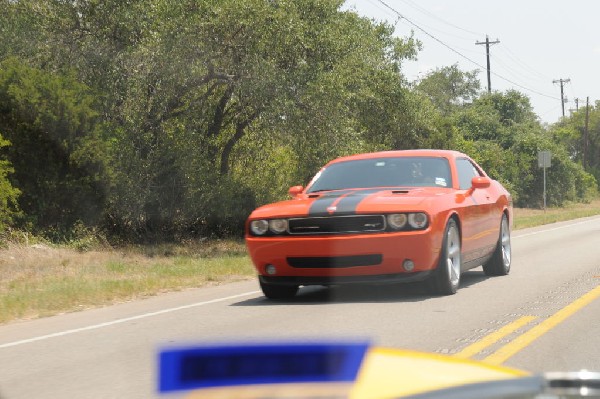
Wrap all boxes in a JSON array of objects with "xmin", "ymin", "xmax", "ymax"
[
  {"xmin": 265, "ymin": 264, "xmax": 277, "ymax": 275},
  {"xmin": 403, "ymin": 260, "xmax": 415, "ymax": 272}
]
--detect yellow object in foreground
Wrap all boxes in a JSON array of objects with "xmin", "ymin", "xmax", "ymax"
[{"xmin": 350, "ymin": 347, "xmax": 528, "ymax": 398}]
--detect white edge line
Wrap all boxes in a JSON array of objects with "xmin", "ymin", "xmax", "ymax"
[{"xmin": 0, "ymin": 291, "xmax": 260, "ymax": 349}]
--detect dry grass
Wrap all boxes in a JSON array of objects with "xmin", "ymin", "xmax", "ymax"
[{"xmin": 0, "ymin": 240, "xmax": 254, "ymax": 324}]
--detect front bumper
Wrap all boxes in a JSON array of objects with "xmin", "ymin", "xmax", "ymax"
[{"xmin": 246, "ymin": 229, "xmax": 442, "ymax": 283}]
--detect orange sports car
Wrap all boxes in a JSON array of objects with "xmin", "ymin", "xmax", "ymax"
[{"xmin": 245, "ymin": 150, "xmax": 513, "ymax": 299}]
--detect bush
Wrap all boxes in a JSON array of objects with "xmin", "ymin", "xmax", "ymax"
[{"xmin": 0, "ymin": 133, "xmax": 20, "ymax": 232}]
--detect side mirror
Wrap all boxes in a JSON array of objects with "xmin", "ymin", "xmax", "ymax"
[
  {"xmin": 471, "ymin": 176, "xmax": 491, "ymax": 189},
  {"xmin": 288, "ymin": 185, "xmax": 304, "ymax": 198}
]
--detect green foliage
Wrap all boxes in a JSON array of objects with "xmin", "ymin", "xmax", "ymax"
[
  {"xmin": 510, "ymin": 132, "xmax": 596, "ymax": 207},
  {"xmin": 454, "ymin": 91, "xmax": 538, "ymax": 148},
  {"xmin": 0, "ymin": 58, "xmax": 108, "ymax": 234},
  {"xmin": 452, "ymin": 90, "xmax": 597, "ymax": 207},
  {"xmin": 454, "ymin": 137, "xmax": 520, "ymax": 200},
  {"xmin": 416, "ymin": 64, "xmax": 481, "ymax": 115},
  {"xmin": 0, "ymin": 133, "xmax": 20, "ymax": 231},
  {"xmin": 551, "ymin": 101, "xmax": 600, "ymax": 184}
]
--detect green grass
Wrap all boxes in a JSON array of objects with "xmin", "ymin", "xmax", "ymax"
[
  {"xmin": 1, "ymin": 200, "xmax": 600, "ymax": 324},
  {"xmin": 513, "ymin": 199, "xmax": 600, "ymax": 229}
]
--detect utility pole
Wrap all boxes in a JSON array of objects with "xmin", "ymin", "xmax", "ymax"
[
  {"xmin": 553, "ymin": 78, "xmax": 570, "ymax": 117},
  {"xmin": 575, "ymin": 98, "xmax": 580, "ymax": 111},
  {"xmin": 584, "ymin": 96, "xmax": 590, "ymax": 169},
  {"xmin": 476, "ymin": 35, "xmax": 500, "ymax": 93}
]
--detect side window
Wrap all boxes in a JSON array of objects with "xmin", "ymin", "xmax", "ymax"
[{"xmin": 456, "ymin": 159, "xmax": 481, "ymax": 190}]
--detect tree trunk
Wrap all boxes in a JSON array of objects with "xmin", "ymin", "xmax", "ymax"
[{"xmin": 220, "ymin": 111, "xmax": 259, "ymax": 175}]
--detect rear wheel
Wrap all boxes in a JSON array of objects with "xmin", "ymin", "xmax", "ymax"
[
  {"xmin": 483, "ymin": 214, "xmax": 511, "ymax": 276},
  {"xmin": 428, "ymin": 218, "xmax": 461, "ymax": 295},
  {"xmin": 259, "ymin": 280, "xmax": 299, "ymax": 299}
]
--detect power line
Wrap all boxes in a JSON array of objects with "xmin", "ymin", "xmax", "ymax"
[
  {"xmin": 379, "ymin": 0, "xmax": 554, "ymax": 91},
  {"xmin": 395, "ymin": 0, "xmax": 483, "ymax": 37},
  {"xmin": 374, "ymin": 0, "xmax": 561, "ymax": 101},
  {"xmin": 375, "ymin": 1, "xmax": 483, "ymax": 67},
  {"xmin": 495, "ymin": 46, "xmax": 553, "ymax": 82},
  {"xmin": 491, "ymin": 56, "xmax": 544, "ymax": 86}
]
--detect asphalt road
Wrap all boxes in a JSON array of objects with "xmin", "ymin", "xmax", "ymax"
[{"xmin": 1, "ymin": 216, "xmax": 600, "ymax": 398}]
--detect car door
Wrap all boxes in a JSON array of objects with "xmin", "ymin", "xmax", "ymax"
[{"xmin": 455, "ymin": 158, "xmax": 496, "ymax": 264}]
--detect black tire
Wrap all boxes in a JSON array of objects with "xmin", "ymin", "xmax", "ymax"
[
  {"xmin": 428, "ymin": 218, "xmax": 461, "ymax": 295},
  {"xmin": 483, "ymin": 214, "xmax": 511, "ymax": 276},
  {"xmin": 259, "ymin": 280, "xmax": 299, "ymax": 299}
]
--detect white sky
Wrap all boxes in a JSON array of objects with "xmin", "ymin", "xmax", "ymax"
[{"xmin": 345, "ymin": 0, "xmax": 600, "ymax": 125}]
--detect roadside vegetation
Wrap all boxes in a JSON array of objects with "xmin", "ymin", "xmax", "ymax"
[
  {"xmin": 0, "ymin": 239, "xmax": 254, "ymax": 324},
  {"xmin": 513, "ymin": 198, "xmax": 600, "ymax": 229}
]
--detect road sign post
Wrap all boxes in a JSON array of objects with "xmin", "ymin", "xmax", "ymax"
[{"xmin": 538, "ymin": 151, "xmax": 551, "ymax": 210}]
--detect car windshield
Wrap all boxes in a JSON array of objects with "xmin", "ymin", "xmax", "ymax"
[{"xmin": 307, "ymin": 157, "xmax": 452, "ymax": 192}]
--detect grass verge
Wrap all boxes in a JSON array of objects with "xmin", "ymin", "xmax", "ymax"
[
  {"xmin": 513, "ymin": 198, "xmax": 600, "ymax": 229},
  {"xmin": 1, "ymin": 199, "xmax": 600, "ymax": 324},
  {"xmin": 0, "ymin": 240, "xmax": 254, "ymax": 324}
]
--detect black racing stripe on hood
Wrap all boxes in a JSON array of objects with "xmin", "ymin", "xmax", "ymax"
[
  {"xmin": 308, "ymin": 189, "xmax": 383, "ymax": 217},
  {"xmin": 308, "ymin": 190, "xmax": 352, "ymax": 216},
  {"xmin": 333, "ymin": 189, "xmax": 383, "ymax": 215}
]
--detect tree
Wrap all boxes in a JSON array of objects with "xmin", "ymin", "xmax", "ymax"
[
  {"xmin": 454, "ymin": 90, "xmax": 539, "ymax": 149},
  {"xmin": 0, "ymin": 133, "xmax": 20, "ymax": 232},
  {"xmin": 0, "ymin": 58, "xmax": 108, "ymax": 235},
  {"xmin": 552, "ymin": 102, "xmax": 600, "ymax": 183},
  {"xmin": 416, "ymin": 64, "xmax": 480, "ymax": 115}
]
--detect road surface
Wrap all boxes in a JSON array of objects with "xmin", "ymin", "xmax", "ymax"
[{"xmin": 1, "ymin": 216, "xmax": 600, "ymax": 398}]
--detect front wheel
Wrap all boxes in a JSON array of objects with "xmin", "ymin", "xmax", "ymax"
[
  {"xmin": 428, "ymin": 218, "xmax": 461, "ymax": 295},
  {"xmin": 483, "ymin": 214, "xmax": 511, "ymax": 276},
  {"xmin": 259, "ymin": 280, "xmax": 299, "ymax": 299}
]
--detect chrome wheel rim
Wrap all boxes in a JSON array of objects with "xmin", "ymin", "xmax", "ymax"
[
  {"xmin": 446, "ymin": 224, "xmax": 461, "ymax": 286},
  {"xmin": 501, "ymin": 217, "xmax": 511, "ymax": 269}
]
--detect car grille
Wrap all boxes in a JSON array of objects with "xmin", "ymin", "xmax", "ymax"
[
  {"xmin": 287, "ymin": 254, "xmax": 383, "ymax": 268},
  {"xmin": 287, "ymin": 215, "xmax": 386, "ymax": 235}
]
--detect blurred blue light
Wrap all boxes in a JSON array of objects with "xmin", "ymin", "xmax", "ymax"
[{"xmin": 159, "ymin": 341, "xmax": 369, "ymax": 393}]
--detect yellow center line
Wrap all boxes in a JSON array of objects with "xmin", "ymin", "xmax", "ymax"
[
  {"xmin": 484, "ymin": 284, "xmax": 600, "ymax": 365},
  {"xmin": 454, "ymin": 316, "xmax": 538, "ymax": 359}
]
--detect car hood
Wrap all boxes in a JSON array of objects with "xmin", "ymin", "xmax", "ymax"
[{"xmin": 249, "ymin": 187, "xmax": 450, "ymax": 219}]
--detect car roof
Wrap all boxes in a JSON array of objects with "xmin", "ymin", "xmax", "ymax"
[{"xmin": 327, "ymin": 149, "xmax": 467, "ymax": 165}]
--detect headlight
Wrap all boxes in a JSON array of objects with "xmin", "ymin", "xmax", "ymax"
[
  {"xmin": 269, "ymin": 219, "xmax": 288, "ymax": 234},
  {"xmin": 408, "ymin": 213, "xmax": 428, "ymax": 229},
  {"xmin": 387, "ymin": 214, "xmax": 407, "ymax": 230},
  {"xmin": 250, "ymin": 220, "xmax": 269, "ymax": 235}
]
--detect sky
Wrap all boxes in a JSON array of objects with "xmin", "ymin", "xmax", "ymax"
[{"xmin": 344, "ymin": 0, "xmax": 600, "ymax": 125}]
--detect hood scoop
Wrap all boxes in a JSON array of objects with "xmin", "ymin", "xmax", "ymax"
[{"xmin": 392, "ymin": 190, "xmax": 410, "ymax": 194}]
